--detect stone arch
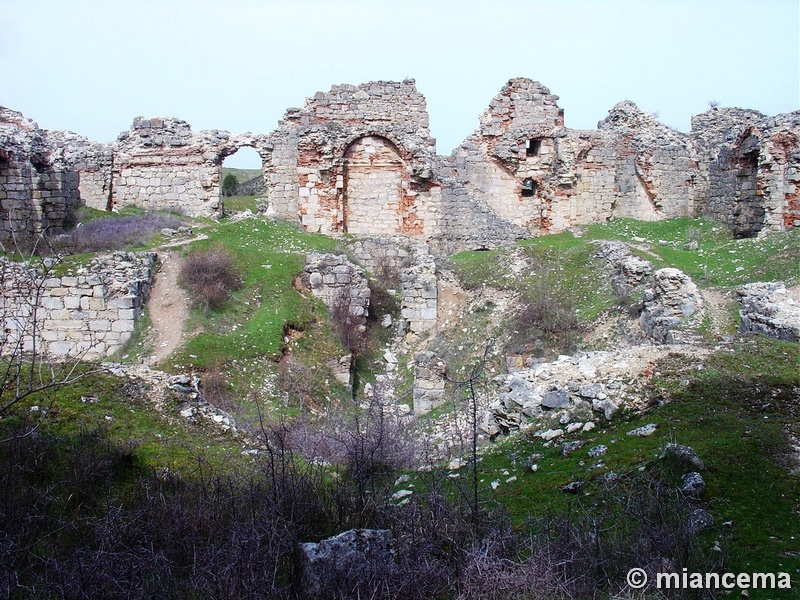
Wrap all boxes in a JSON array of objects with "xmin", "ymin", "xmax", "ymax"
[
  {"xmin": 341, "ymin": 135, "xmax": 407, "ymax": 235},
  {"xmin": 216, "ymin": 138, "xmax": 270, "ymax": 213}
]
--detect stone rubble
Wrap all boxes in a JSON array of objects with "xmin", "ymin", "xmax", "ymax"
[
  {"xmin": 639, "ymin": 268, "xmax": 704, "ymax": 343},
  {"xmin": 738, "ymin": 281, "xmax": 800, "ymax": 342}
]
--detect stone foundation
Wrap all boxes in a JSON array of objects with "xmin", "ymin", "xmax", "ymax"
[{"xmin": 1, "ymin": 252, "xmax": 157, "ymax": 359}]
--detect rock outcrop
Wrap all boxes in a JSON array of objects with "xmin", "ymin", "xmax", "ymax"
[
  {"xmin": 640, "ymin": 268, "xmax": 703, "ymax": 343},
  {"xmin": 738, "ymin": 281, "xmax": 800, "ymax": 342},
  {"xmin": 300, "ymin": 529, "xmax": 394, "ymax": 597}
]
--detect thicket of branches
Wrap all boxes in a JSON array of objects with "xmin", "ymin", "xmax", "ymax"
[{"xmin": 0, "ymin": 384, "xmax": 715, "ymax": 599}]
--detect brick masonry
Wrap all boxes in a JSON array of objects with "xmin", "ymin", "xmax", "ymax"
[{"xmin": 4, "ymin": 78, "xmax": 798, "ymax": 249}]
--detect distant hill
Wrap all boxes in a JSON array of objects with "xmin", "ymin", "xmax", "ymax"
[
  {"xmin": 221, "ymin": 167, "xmax": 265, "ymax": 196},
  {"xmin": 222, "ymin": 167, "xmax": 261, "ymax": 183}
]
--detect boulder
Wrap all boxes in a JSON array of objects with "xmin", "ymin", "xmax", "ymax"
[
  {"xmin": 680, "ymin": 472, "xmax": 706, "ymax": 499},
  {"xmin": 738, "ymin": 281, "xmax": 800, "ymax": 342},
  {"xmin": 660, "ymin": 443, "xmax": 705, "ymax": 471},
  {"xmin": 541, "ymin": 390, "xmax": 570, "ymax": 409},
  {"xmin": 300, "ymin": 529, "xmax": 394, "ymax": 597}
]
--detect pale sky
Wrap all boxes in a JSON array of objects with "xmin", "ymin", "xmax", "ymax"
[{"xmin": 1, "ymin": 0, "xmax": 798, "ymax": 168}]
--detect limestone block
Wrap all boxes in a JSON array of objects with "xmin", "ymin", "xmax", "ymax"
[{"xmin": 111, "ymin": 320, "xmax": 135, "ymax": 333}]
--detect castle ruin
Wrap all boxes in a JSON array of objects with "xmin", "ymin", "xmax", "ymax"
[{"xmin": 2, "ymin": 78, "xmax": 799, "ymax": 250}]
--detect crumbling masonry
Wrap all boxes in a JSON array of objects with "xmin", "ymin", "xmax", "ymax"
[
  {"xmin": 2, "ymin": 80, "xmax": 798, "ymax": 365},
  {"xmin": 3, "ymin": 79, "xmax": 798, "ymax": 248}
]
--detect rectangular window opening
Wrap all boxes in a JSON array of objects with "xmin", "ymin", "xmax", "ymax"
[
  {"xmin": 526, "ymin": 138, "xmax": 542, "ymax": 157},
  {"xmin": 521, "ymin": 178, "xmax": 538, "ymax": 197}
]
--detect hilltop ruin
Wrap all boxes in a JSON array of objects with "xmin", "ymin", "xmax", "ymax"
[{"xmin": 2, "ymin": 78, "xmax": 799, "ymax": 251}]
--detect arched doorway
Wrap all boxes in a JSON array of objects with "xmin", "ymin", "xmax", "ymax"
[
  {"xmin": 342, "ymin": 136, "xmax": 405, "ymax": 235},
  {"xmin": 220, "ymin": 146, "xmax": 264, "ymax": 213}
]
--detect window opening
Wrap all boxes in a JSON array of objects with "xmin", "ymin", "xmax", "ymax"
[
  {"xmin": 521, "ymin": 178, "xmax": 538, "ymax": 197},
  {"xmin": 526, "ymin": 138, "xmax": 542, "ymax": 157}
]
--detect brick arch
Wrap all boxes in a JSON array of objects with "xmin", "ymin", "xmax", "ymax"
[{"xmin": 341, "ymin": 135, "xmax": 408, "ymax": 235}]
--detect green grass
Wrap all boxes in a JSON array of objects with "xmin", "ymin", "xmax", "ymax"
[
  {"xmin": 586, "ymin": 217, "xmax": 800, "ymax": 287},
  {"xmin": 455, "ymin": 336, "xmax": 800, "ymax": 598},
  {"xmin": 169, "ymin": 219, "xmax": 342, "ymax": 371},
  {"xmin": 1, "ymin": 367, "xmax": 248, "ymax": 472},
  {"xmin": 223, "ymin": 194, "xmax": 261, "ymax": 213}
]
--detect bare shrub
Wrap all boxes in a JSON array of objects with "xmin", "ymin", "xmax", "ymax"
[
  {"xmin": 330, "ymin": 288, "xmax": 367, "ymax": 355},
  {"xmin": 50, "ymin": 212, "xmax": 183, "ymax": 254},
  {"xmin": 179, "ymin": 246, "xmax": 243, "ymax": 311},
  {"xmin": 276, "ymin": 355, "xmax": 317, "ymax": 409},
  {"xmin": 367, "ymin": 279, "xmax": 399, "ymax": 325},
  {"xmin": 201, "ymin": 363, "xmax": 234, "ymax": 412},
  {"xmin": 511, "ymin": 277, "xmax": 581, "ymax": 356}
]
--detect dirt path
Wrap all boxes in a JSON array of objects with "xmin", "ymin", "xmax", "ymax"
[{"xmin": 147, "ymin": 251, "xmax": 190, "ymax": 365}]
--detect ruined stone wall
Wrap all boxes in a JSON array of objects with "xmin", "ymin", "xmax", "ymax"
[
  {"xmin": 0, "ymin": 108, "xmax": 80, "ymax": 244},
  {"xmin": 302, "ymin": 253, "xmax": 371, "ymax": 319},
  {"xmin": 113, "ymin": 118, "xmax": 235, "ymax": 218},
  {"xmin": 446, "ymin": 81, "xmax": 699, "ymax": 241},
  {"xmin": 47, "ymin": 130, "xmax": 114, "ymax": 211},
  {"xmin": 691, "ymin": 108, "xmax": 800, "ymax": 236},
  {"xmin": 1, "ymin": 252, "xmax": 156, "ymax": 359},
  {"xmin": 596, "ymin": 101, "xmax": 697, "ymax": 220},
  {"xmin": 5, "ymin": 78, "xmax": 799, "ymax": 250},
  {"xmin": 346, "ymin": 235, "xmax": 412, "ymax": 281},
  {"xmin": 264, "ymin": 80, "xmax": 441, "ymax": 236}
]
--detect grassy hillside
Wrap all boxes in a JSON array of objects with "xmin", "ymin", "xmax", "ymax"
[{"xmin": 2, "ymin": 214, "xmax": 799, "ymax": 598}]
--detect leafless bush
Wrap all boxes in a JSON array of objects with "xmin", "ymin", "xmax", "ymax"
[
  {"xmin": 200, "ymin": 363, "xmax": 234, "ymax": 412},
  {"xmin": 50, "ymin": 212, "xmax": 183, "ymax": 254},
  {"xmin": 276, "ymin": 355, "xmax": 323, "ymax": 410},
  {"xmin": 330, "ymin": 288, "xmax": 367, "ymax": 355},
  {"xmin": 179, "ymin": 246, "xmax": 243, "ymax": 311}
]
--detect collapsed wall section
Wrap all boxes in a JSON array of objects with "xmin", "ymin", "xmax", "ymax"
[
  {"xmin": 0, "ymin": 108, "xmax": 80, "ymax": 245},
  {"xmin": 1, "ymin": 252, "xmax": 157, "ymax": 360}
]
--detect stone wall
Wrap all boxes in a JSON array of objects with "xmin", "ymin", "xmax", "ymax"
[
  {"xmin": 112, "ymin": 117, "xmax": 268, "ymax": 218},
  {"xmin": 0, "ymin": 108, "xmax": 80, "ymax": 245},
  {"xmin": 1, "ymin": 252, "xmax": 157, "ymax": 359},
  {"xmin": 443, "ymin": 80, "xmax": 700, "ymax": 241},
  {"xmin": 47, "ymin": 130, "xmax": 114, "ymax": 211},
  {"xmin": 302, "ymin": 253, "xmax": 371, "ymax": 320},
  {"xmin": 4, "ymin": 78, "xmax": 799, "ymax": 249},
  {"xmin": 264, "ymin": 80, "xmax": 441, "ymax": 236},
  {"xmin": 691, "ymin": 108, "xmax": 800, "ymax": 236}
]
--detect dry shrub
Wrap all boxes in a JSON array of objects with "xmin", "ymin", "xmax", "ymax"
[
  {"xmin": 201, "ymin": 364, "xmax": 234, "ymax": 412},
  {"xmin": 51, "ymin": 212, "xmax": 183, "ymax": 254},
  {"xmin": 330, "ymin": 289, "xmax": 367, "ymax": 355},
  {"xmin": 179, "ymin": 246, "xmax": 243, "ymax": 311}
]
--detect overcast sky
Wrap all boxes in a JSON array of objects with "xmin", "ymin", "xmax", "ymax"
[{"xmin": 1, "ymin": 0, "xmax": 798, "ymax": 168}]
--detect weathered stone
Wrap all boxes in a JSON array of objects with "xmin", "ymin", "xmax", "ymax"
[
  {"xmin": 588, "ymin": 445, "xmax": 608, "ymax": 458},
  {"xmin": 300, "ymin": 529, "xmax": 394, "ymax": 597},
  {"xmin": 660, "ymin": 443, "xmax": 705, "ymax": 471},
  {"xmin": 561, "ymin": 480, "xmax": 584, "ymax": 494},
  {"xmin": 738, "ymin": 281, "xmax": 800, "ymax": 342},
  {"xmin": 561, "ymin": 440, "xmax": 585, "ymax": 455},
  {"xmin": 640, "ymin": 268, "xmax": 703, "ymax": 343},
  {"xmin": 680, "ymin": 472, "xmax": 707, "ymax": 499},
  {"xmin": 541, "ymin": 390, "xmax": 570, "ymax": 409},
  {"xmin": 627, "ymin": 423, "xmax": 658, "ymax": 437}
]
